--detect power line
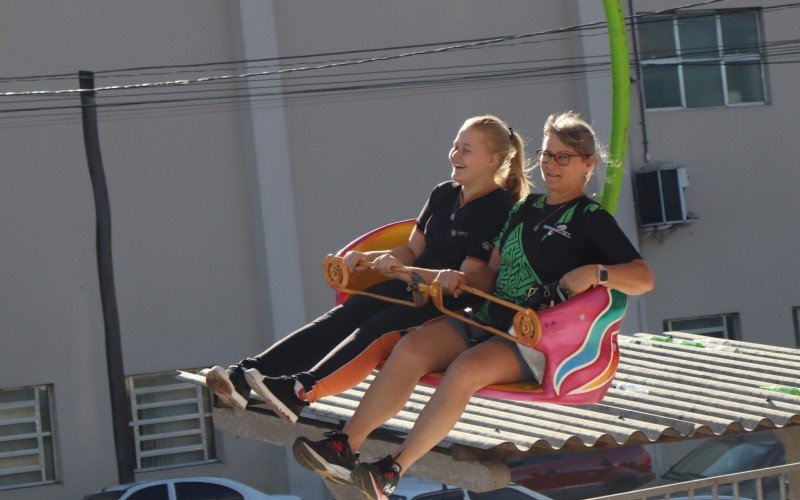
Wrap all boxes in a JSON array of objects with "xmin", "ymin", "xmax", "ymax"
[
  {"xmin": 0, "ymin": 66, "xmax": 619, "ymax": 129},
  {"xmin": 3, "ymin": 31, "xmax": 799, "ymax": 115},
  {"xmin": 4, "ymin": 0, "xmax": 800, "ymax": 119},
  {"xmin": 0, "ymin": 0, "xmax": 730, "ymax": 83},
  {"xmin": 6, "ymin": 0, "xmax": 799, "ymax": 93},
  {"xmin": 0, "ymin": 0, "xmax": 732, "ymax": 96},
  {"xmin": 0, "ymin": 33, "xmax": 606, "ymax": 97}
]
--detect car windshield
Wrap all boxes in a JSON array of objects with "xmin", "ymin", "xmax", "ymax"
[{"xmin": 666, "ymin": 439, "xmax": 775, "ymax": 480}]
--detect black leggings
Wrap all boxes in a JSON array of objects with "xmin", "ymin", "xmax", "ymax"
[{"xmin": 244, "ymin": 279, "xmax": 474, "ymax": 382}]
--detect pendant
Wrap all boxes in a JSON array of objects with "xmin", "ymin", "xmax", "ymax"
[
  {"xmin": 450, "ymin": 213, "xmax": 455, "ymax": 221},
  {"xmin": 533, "ymin": 224, "xmax": 540, "ymax": 231}
]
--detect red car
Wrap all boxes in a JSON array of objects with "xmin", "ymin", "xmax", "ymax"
[{"xmin": 507, "ymin": 446, "xmax": 655, "ymax": 499}]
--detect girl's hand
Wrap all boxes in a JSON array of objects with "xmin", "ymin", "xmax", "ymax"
[
  {"xmin": 373, "ymin": 254, "xmax": 404, "ymax": 277},
  {"xmin": 343, "ymin": 251, "xmax": 369, "ymax": 273},
  {"xmin": 559, "ymin": 265, "xmax": 598, "ymax": 298},
  {"xmin": 434, "ymin": 269, "xmax": 467, "ymax": 297}
]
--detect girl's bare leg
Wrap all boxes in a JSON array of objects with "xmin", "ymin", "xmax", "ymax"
[
  {"xmin": 393, "ymin": 339, "xmax": 523, "ymax": 472},
  {"xmin": 343, "ymin": 321, "xmax": 467, "ymax": 451}
]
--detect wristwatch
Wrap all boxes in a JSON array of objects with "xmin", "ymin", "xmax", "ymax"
[{"xmin": 597, "ymin": 264, "xmax": 609, "ymax": 285}]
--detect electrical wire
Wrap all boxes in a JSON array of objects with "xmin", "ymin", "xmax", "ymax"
[
  {"xmin": 3, "ymin": 0, "xmax": 799, "ymax": 121},
  {"xmin": 3, "ymin": 31, "xmax": 798, "ymax": 116},
  {"xmin": 4, "ymin": 0, "xmax": 798, "ymax": 92},
  {"xmin": 0, "ymin": 0, "xmax": 733, "ymax": 96}
]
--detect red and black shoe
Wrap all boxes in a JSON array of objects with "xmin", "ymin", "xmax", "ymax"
[
  {"xmin": 351, "ymin": 455, "xmax": 401, "ymax": 500},
  {"xmin": 292, "ymin": 431, "xmax": 359, "ymax": 484}
]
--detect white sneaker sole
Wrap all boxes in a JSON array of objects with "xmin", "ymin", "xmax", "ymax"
[
  {"xmin": 352, "ymin": 466, "xmax": 387, "ymax": 500},
  {"xmin": 205, "ymin": 366, "xmax": 248, "ymax": 409},
  {"xmin": 244, "ymin": 368, "xmax": 299, "ymax": 423},
  {"xmin": 293, "ymin": 440, "xmax": 353, "ymax": 484}
]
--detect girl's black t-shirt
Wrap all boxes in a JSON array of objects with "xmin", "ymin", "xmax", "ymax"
[{"xmin": 414, "ymin": 181, "xmax": 514, "ymax": 270}]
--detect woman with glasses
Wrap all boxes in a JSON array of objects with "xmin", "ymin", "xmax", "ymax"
[
  {"xmin": 205, "ymin": 115, "xmax": 526, "ymax": 425},
  {"xmin": 293, "ymin": 111, "xmax": 654, "ymax": 499}
]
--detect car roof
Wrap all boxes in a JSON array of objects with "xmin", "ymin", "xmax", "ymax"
[
  {"xmin": 715, "ymin": 432, "xmax": 780, "ymax": 444},
  {"xmin": 98, "ymin": 476, "xmax": 233, "ymax": 491},
  {"xmin": 393, "ymin": 476, "xmax": 553, "ymax": 499},
  {"xmin": 394, "ymin": 476, "xmax": 456, "ymax": 496},
  {"xmin": 88, "ymin": 476, "xmax": 299, "ymax": 498},
  {"xmin": 83, "ymin": 493, "xmax": 125, "ymax": 500}
]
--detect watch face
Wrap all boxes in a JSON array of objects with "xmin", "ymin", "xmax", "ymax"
[{"xmin": 599, "ymin": 269, "xmax": 609, "ymax": 283}]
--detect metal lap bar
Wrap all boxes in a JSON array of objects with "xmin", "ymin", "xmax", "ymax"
[
  {"xmin": 332, "ymin": 287, "xmax": 421, "ymax": 308},
  {"xmin": 323, "ymin": 255, "xmax": 423, "ymax": 308},
  {"xmin": 323, "ymin": 255, "xmax": 539, "ymax": 346},
  {"xmin": 424, "ymin": 282, "xmax": 539, "ymax": 348}
]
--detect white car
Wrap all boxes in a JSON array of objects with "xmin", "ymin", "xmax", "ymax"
[
  {"xmin": 390, "ymin": 476, "xmax": 554, "ymax": 499},
  {"xmin": 671, "ymin": 497, "xmax": 752, "ymax": 500},
  {"xmin": 83, "ymin": 476, "xmax": 301, "ymax": 500}
]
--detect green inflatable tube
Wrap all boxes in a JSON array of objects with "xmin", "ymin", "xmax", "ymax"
[{"xmin": 600, "ymin": 0, "xmax": 630, "ymax": 215}]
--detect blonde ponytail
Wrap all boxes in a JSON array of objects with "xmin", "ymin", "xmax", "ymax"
[
  {"xmin": 463, "ymin": 115, "xmax": 531, "ymax": 201},
  {"xmin": 503, "ymin": 129, "xmax": 530, "ymax": 200}
]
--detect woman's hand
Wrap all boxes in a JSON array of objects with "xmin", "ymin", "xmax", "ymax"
[
  {"xmin": 343, "ymin": 251, "xmax": 370, "ymax": 273},
  {"xmin": 373, "ymin": 253, "xmax": 404, "ymax": 277},
  {"xmin": 559, "ymin": 265, "xmax": 598, "ymax": 298},
  {"xmin": 434, "ymin": 269, "xmax": 467, "ymax": 297}
]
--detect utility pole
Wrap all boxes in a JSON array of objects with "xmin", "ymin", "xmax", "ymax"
[{"xmin": 78, "ymin": 70, "xmax": 136, "ymax": 485}]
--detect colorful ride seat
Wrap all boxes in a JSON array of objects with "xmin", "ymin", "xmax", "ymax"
[{"xmin": 335, "ymin": 219, "xmax": 626, "ymax": 404}]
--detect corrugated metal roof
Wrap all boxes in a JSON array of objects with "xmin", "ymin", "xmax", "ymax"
[{"xmin": 303, "ymin": 331, "xmax": 800, "ymax": 458}]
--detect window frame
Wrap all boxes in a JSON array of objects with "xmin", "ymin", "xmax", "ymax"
[
  {"xmin": 663, "ymin": 313, "xmax": 741, "ymax": 340},
  {"xmin": 127, "ymin": 370, "xmax": 217, "ymax": 472},
  {"xmin": 0, "ymin": 385, "xmax": 58, "ymax": 491},
  {"xmin": 636, "ymin": 9, "xmax": 768, "ymax": 110}
]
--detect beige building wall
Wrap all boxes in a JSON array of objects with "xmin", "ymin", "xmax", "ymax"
[
  {"xmin": 628, "ymin": 0, "xmax": 799, "ymax": 348},
  {"xmin": 273, "ymin": 2, "xmax": 621, "ymax": 320},
  {"xmin": 625, "ymin": 0, "xmax": 800, "ymax": 474},
  {"xmin": 2, "ymin": 2, "xmax": 613, "ymax": 498},
  {"xmin": 9, "ymin": 0, "xmax": 792, "ymax": 498},
  {"xmin": 0, "ymin": 2, "xmax": 291, "ymax": 499}
]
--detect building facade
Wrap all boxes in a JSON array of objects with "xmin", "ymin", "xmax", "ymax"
[
  {"xmin": 1, "ymin": 1, "xmax": 796, "ymax": 499},
  {"xmin": 629, "ymin": 0, "xmax": 800, "ymax": 350}
]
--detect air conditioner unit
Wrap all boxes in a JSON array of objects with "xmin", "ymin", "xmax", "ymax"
[{"xmin": 634, "ymin": 165, "xmax": 690, "ymax": 228}]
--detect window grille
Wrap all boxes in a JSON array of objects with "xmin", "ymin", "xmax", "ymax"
[
  {"xmin": 0, "ymin": 385, "xmax": 57, "ymax": 491},
  {"xmin": 127, "ymin": 371, "xmax": 216, "ymax": 471}
]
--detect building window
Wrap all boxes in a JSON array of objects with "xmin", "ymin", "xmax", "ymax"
[
  {"xmin": 793, "ymin": 307, "xmax": 800, "ymax": 347},
  {"xmin": 0, "ymin": 385, "xmax": 57, "ymax": 491},
  {"xmin": 127, "ymin": 371, "xmax": 217, "ymax": 472},
  {"xmin": 664, "ymin": 313, "xmax": 740, "ymax": 339},
  {"xmin": 637, "ymin": 9, "xmax": 766, "ymax": 109}
]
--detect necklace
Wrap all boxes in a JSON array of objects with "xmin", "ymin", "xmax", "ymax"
[
  {"xmin": 449, "ymin": 191, "xmax": 465, "ymax": 221},
  {"xmin": 533, "ymin": 197, "xmax": 571, "ymax": 231}
]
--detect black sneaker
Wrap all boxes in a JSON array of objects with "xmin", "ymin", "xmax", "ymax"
[
  {"xmin": 351, "ymin": 455, "xmax": 402, "ymax": 500},
  {"xmin": 293, "ymin": 431, "xmax": 359, "ymax": 484},
  {"xmin": 205, "ymin": 366, "xmax": 250, "ymax": 409},
  {"xmin": 244, "ymin": 369, "xmax": 309, "ymax": 423}
]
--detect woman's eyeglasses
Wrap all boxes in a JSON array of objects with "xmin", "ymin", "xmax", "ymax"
[{"xmin": 536, "ymin": 149, "xmax": 590, "ymax": 166}]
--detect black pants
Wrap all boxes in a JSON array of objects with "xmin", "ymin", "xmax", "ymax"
[{"xmin": 244, "ymin": 279, "xmax": 476, "ymax": 382}]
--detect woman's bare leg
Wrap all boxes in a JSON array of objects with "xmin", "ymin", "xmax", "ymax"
[
  {"xmin": 343, "ymin": 321, "xmax": 467, "ymax": 451},
  {"xmin": 393, "ymin": 339, "xmax": 523, "ymax": 472}
]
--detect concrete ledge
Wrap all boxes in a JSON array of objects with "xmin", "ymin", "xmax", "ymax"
[{"xmin": 213, "ymin": 407, "xmax": 510, "ymax": 493}]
